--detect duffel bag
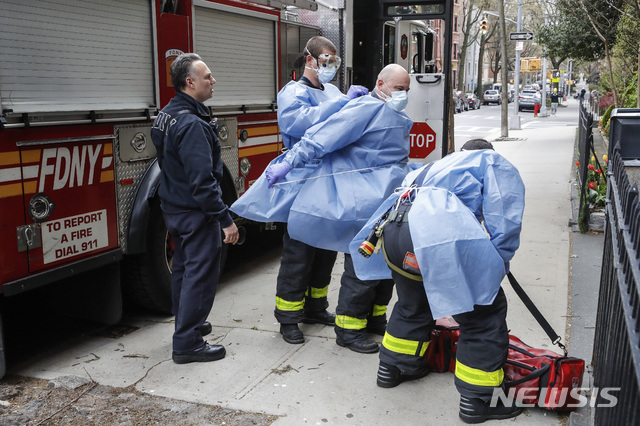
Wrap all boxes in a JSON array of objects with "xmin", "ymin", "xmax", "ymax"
[
  {"xmin": 425, "ymin": 316, "xmax": 459, "ymax": 373},
  {"xmin": 504, "ymin": 335, "xmax": 585, "ymax": 411},
  {"xmin": 422, "ymin": 273, "xmax": 586, "ymax": 412}
]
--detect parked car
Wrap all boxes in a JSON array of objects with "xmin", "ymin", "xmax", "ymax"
[
  {"xmin": 483, "ymin": 89, "xmax": 501, "ymax": 105},
  {"xmin": 523, "ymin": 84, "xmax": 540, "ymax": 92},
  {"xmin": 518, "ymin": 90, "xmax": 541, "ymax": 111},
  {"xmin": 453, "ymin": 91, "xmax": 463, "ymax": 113},
  {"xmin": 457, "ymin": 91, "xmax": 470, "ymax": 111},
  {"xmin": 466, "ymin": 92, "xmax": 481, "ymax": 110}
]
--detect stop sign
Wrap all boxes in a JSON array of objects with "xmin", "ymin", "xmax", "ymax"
[{"xmin": 409, "ymin": 122, "xmax": 437, "ymax": 159}]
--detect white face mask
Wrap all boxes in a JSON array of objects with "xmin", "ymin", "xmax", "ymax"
[{"xmin": 378, "ymin": 82, "xmax": 409, "ymax": 112}]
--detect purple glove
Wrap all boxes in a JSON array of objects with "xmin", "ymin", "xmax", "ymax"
[
  {"xmin": 265, "ymin": 162, "xmax": 292, "ymax": 188},
  {"xmin": 347, "ymin": 85, "xmax": 369, "ymax": 99}
]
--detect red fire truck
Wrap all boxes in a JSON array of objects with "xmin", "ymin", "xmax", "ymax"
[
  {"xmin": 0, "ymin": 0, "xmax": 331, "ymax": 376},
  {"xmin": 0, "ymin": 0, "xmax": 453, "ymax": 377}
]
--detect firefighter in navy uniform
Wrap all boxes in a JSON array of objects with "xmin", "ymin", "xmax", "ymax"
[
  {"xmin": 151, "ymin": 53, "xmax": 239, "ymax": 364},
  {"xmin": 350, "ymin": 139, "xmax": 525, "ymax": 423}
]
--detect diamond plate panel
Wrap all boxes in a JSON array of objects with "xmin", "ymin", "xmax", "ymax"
[{"xmin": 114, "ymin": 124, "xmax": 155, "ymax": 253}]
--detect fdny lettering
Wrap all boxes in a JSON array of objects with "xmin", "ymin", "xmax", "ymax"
[
  {"xmin": 38, "ymin": 145, "xmax": 102, "ymax": 192},
  {"xmin": 152, "ymin": 111, "xmax": 172, "ymax": 132}
]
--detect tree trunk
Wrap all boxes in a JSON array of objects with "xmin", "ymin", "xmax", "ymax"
[
  {"xmin": 476, "ymin": 34, "xmax": 486, "ymax": 95},
  {"xmin": 603, "ymin": 39, "xmax": 619, "ymax": 107}
]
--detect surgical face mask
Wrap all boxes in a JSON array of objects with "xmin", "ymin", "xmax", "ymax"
[{"xmin": 378, "ymin": 82, "xmax": 409, "ymax": 112}]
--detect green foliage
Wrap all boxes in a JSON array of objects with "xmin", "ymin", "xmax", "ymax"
[
  {"xmin": 621, "ymin": 72, "xmax": 638, "ymax": 108},
  {"xmin": 536, "ymin": 15, "xmax": 604, "ymax": 63},
  {"xmin": 600, "ymin": 105, "xmax": 614, "ymax": 131}
]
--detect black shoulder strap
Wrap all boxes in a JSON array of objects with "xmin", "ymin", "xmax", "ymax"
[
  {"xmin": 412, "ymin": 162, "xmax": 435, "ymax": 186},
  {"xmin": 506, "ymin": 272, "xmax": 567, "ymax": 355}
]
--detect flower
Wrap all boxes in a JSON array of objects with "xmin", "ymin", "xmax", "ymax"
[
  {"xmin": 576, "ymin": 161, "xmax": 580, "ymax": 166},
  {"xmin": 588, "ymin": 164, "xmax": 595, "ymax": 170},
  {"xmin": 588, "ymin": 182, "xmax": 597, "ymax": 190},
  {"xmin": 603, "ymin": 155, "xmax": 608, "ymax": 161},
  {"xmin": 591, "ymin": 155, "xmax": 595, "ymax": 162}
]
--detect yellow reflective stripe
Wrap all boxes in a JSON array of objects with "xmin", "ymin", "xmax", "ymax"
[
  {"xmin": 335, "ymin": 315, "xmax": 367, "ymax": 330},
  {"xmin": 275, "ymin": 297, "xmax": 304, "ymax": 312},
  {"xmin": 455, "ymin": 360, "xmax": 504, "ymax": 387},
  {"xmin": 307, "ymin": 286, "xmax": 328, "ymax": 299},
  {"xmin": 371, "ymin": 304, "xmax": 387, "ymax": 317},
  {"xmin": 382, "ymin": 332, "xmax": 429, "ymax": 356}
]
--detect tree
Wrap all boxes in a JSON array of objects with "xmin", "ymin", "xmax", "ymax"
[{"xmin": 557, "ymin": 0, "xmax": 622, "ymax": 106}]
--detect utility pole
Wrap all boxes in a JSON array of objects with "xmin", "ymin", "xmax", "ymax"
[
  {"xmin": 540, "ymin": 17, "xmax": 549, "ymax": 117},
  {"xmin": 498, "ymin": 0, "xmax": 508, "ymax": 138},
  {"xmin": 509, "ymin": 0, "xmax": 523, "ymax": 130}
]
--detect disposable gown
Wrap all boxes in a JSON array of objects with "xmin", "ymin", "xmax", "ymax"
[
  {"xmin": 277, "ymin": 80, "xmax": 349, "ymax": 149},
  {"xmin": 349, "ymin": 150, "xmax": 525, "ymax": 318},
  {"xmin": 230, "ymin": 95, "xmax": 414, "ymax": 253}
]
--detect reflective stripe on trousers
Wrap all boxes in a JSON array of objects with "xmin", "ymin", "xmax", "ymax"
[
  {"xmin": 382, "ymin": 332, "xmax": 429, "ymax": 356},
  {"xmin": 455, "ymin": 359, "xmax": 504, "ymax": 387}
]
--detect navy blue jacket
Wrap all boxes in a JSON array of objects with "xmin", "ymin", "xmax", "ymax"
[{"xmin": 151, "ymin": 92, "xmax": 233, "ymax": 228}]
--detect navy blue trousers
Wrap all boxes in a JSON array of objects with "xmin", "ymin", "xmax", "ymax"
[
  {"xmin": 274, "ymin": 229, "xmax": 337, "ymax": 324},
  {"xmin": 163, "ymin": 210, "xmax": 222, "ymax": 352}
]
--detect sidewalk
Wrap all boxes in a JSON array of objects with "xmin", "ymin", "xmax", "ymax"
[{"xmin": 11, "ymin": 99, "xmax": 598, "ymax": 425}]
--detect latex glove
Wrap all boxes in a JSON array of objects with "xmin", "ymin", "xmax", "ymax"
[
  {"xmin": 504, "ymin": 261, "xmax": 510, "ymax": 275},
  {"xmin": 265, "ymin": 162, "xmax": 292, "ymax": 188},
  {"xmin": 347, "ymin": 85, "xmax": 369, "ymax": 99}
]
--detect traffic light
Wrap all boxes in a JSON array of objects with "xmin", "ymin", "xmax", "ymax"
[{"xmin": 480, "ymin": 19, "xmax": 488, "ymax": 35}]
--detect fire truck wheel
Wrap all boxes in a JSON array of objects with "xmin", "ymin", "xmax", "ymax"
[{"xmin": 122, "ymin": 198, "xmax": 173, "ymax": 314}]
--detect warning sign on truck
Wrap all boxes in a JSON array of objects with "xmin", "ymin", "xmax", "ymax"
[{"xmin": 41, "ymin": 210, "xmax": 109, "ymax": 264}]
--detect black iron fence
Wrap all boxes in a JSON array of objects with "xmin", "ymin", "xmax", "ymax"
[
  {"xmin": 591, "ymin": 127, "xmax": 640, "ymax": 423},
  {"xmin": 577, "ymin": 103, "xmax": 606, "ymax": 232}
]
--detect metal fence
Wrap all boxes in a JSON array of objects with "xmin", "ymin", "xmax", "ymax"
[
  {"xmin": 577, "ymin": 103, "xmax": 605, "ymax": 232},
  {"xmin": 591, "ymin": 124, "xmax": 640, "ymax": 423}
]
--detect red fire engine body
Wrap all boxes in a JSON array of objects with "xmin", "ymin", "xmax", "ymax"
[{"xmin": 0, "ymin": 0, "xmax": 451, "ymax": 378}]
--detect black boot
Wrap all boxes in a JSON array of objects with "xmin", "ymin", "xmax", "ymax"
[
  {"xmin": 376, "ymin": 362, "xmax": 429, "ymax": 388},
  {"xmin": 302, "ymin": 310, "xmax": 336, "ymax": 326},
  {"xmin": 280, "ymin": 324, "xmax": 304, "ymax": 344},
  {"xmin": 459, "ymin": 394, "xmax": 522, "ymax": 424},
  {"xmin": 335, "ymin": 334, "xmax": 379, "ymax": 353}
]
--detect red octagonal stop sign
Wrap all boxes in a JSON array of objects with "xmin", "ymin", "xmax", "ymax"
[{"xmin": 409, "ymin": 122, "xmax": 437, "ymax": 159}]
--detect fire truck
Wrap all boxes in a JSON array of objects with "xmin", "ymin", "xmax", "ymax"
[{"xmin": 0, "ymin": 0, "xmax": 453, "ymax": 378}]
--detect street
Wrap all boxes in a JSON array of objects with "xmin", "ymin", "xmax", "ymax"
[
  {"xmin": 453, "ymin": 100, "xmax": 578, "ymax": 150},
  {"xmin": 2, "ymin": 99, "xmax": 580, "ymax": 425}
]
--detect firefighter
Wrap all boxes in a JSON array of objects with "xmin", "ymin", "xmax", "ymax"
[
  {"xmin": 234, "ymin": 36, "xmax": 368, "ymax": 345},
  {"xmin": 350, "ymin": 139, "xmax": 525, "ymax": 423},
  {"xmin": 151, "ymin": 53, "xmax": 239, "ymax": 364},
  {"xmin": 249, "ymin": 64, "xmax": 414, "ymax": 353}
]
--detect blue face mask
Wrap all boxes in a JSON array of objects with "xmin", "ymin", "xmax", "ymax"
[
  {"xmin": 379, "ymin": 82, "xmax": 409, "ymax": 112},
  {"xmin": 317, "ymin": 66, "xmax": 336, "ymax": 84}
]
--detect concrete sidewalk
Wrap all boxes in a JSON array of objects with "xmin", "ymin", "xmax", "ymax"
[{"xmin": 12, "ymin": 99, "xmax": 595, "ymax": 425}]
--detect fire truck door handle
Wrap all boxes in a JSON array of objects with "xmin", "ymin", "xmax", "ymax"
[{"xmin": 16, "ymin": 224, "xmax": 42, "ymax": 252}]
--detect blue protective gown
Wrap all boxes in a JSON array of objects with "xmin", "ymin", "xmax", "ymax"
[
  {"xmin": 278, "ymin": 80, "xmax": 349, "ymax": 149},
  {"xmin": 230, "ymin": 94, "xmax": 414, "ymax": 253},
  {"xmin": 349, "ymin": 149, "xmax": 525, "ymax": 318}
]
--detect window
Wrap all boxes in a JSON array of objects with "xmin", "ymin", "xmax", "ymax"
[
  {"xmin": 454, "ymin": 16, "xmax": 458, "ymax": 32},
  {"xmin": 453, "ymin": 43, "xmax": 457, "ymax": 60}
]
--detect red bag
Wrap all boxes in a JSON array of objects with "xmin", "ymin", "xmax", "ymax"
[
  {"xmin": 425, "ymin": 316, "xmax": 459, "ymax": 373},
  {"xmin": 423, "ymin": 273, "xmax": 586, "ymax": 412},
  {"xmin": 504, "ymin": 335, "xmax": 585, "ymax": 411}
]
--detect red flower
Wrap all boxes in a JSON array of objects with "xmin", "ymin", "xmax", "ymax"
[
  {"xmin": 588, "ymin": 164, "xmax": 595, "ymax": 170},
  {"xmin": 588, "ymin": 182, "xmax": 597, "ymax": 190},
  {"xmin": 576, "ymin": 161, "xmax": 580, "ymax": 166},
  {"xmin": 597, "ymin": 169, "xmax": 602, "ymax": 174}
]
